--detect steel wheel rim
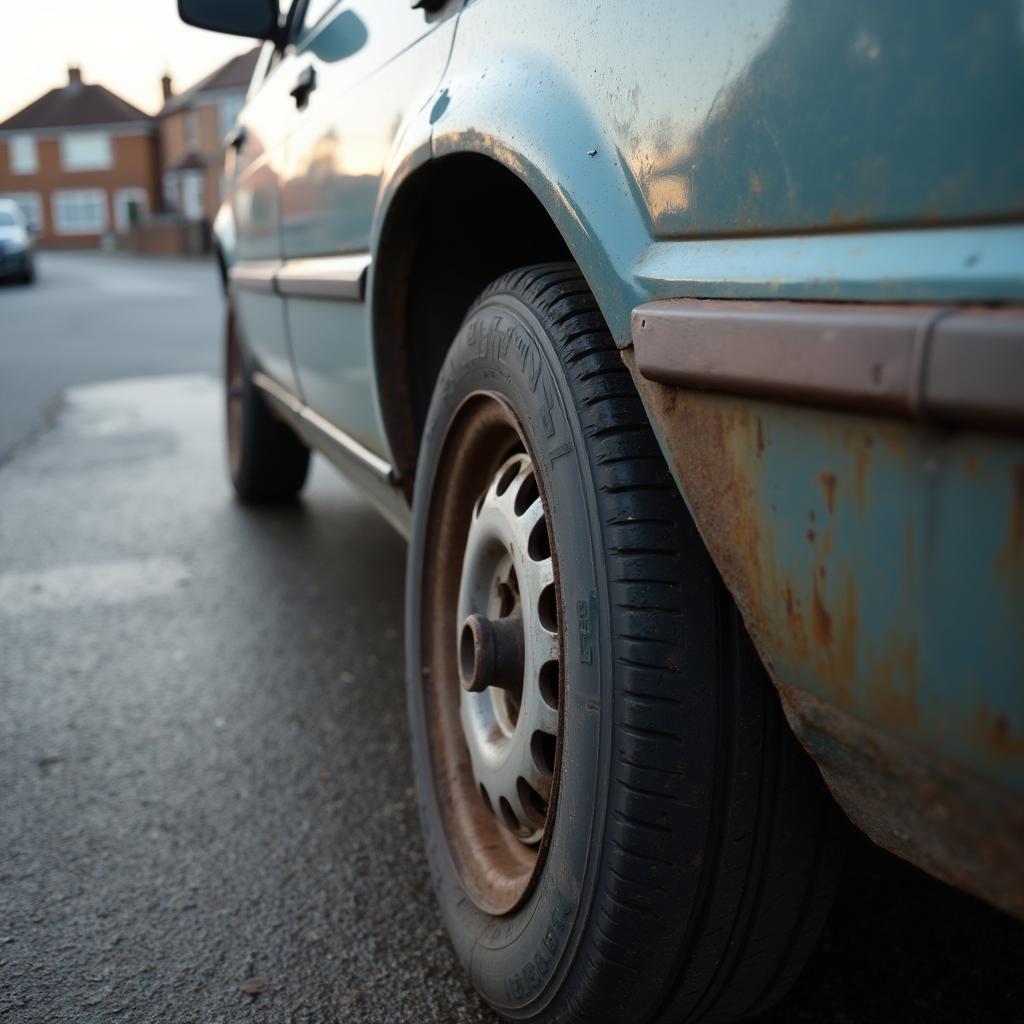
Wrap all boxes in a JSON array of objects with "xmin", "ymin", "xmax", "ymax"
[
  {"xmin": 457, "ymin": 450, "xmax": 560, "ymax": 844},
  {"xmin": 420, "ymin": 393, "xmax": 562, "ymax": 915}
]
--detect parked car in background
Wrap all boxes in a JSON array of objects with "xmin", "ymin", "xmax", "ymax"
[
  {"xmin": 0, "ymin": 199, "xmax": 34, "ymax": 284},
  {"xmin": 180, "ymin": 1, "xmax": 1024, "ymax": 1021}
]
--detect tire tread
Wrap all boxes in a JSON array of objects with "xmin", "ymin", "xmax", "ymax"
[{"xmin": 472, "ymin": 264, "xmax": 844, "ymax": 1024}]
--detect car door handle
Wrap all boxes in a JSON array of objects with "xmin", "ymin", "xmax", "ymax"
[{"xmin": 290, "ymin": 65, "xmax": 317, "ymax": 109}]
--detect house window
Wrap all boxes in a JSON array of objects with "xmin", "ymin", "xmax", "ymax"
[
  {"xmin": 60, "ymin": 132, "xmax": 113, "ymax": 172},
  {"xmin": 218, "ymin": 95, "xmax": 245, "ymax": 142},
  {"xmin": 9, "ymin": 135, "xmax": 38, "ymax": 175},
  {"xmin": 114, "ymin": 188, "xmax": 148, "ymax": 231},
  {"xmin": 185, "ymin": 110, "xmax": 198, "ymax": 148},
  {"xmin": 52, "ymin": 189, "xmax": 108, "ymax": 234},
  {"xmin": 2, "ymin": 192, "xmax": 43, "ymax": 230}
]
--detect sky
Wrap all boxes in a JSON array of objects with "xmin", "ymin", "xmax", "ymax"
[{"xmin": 1, "ymin": 0, "xmax": 257, "ymax": 123}]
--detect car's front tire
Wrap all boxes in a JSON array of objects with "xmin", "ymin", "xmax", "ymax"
[
  {"xmin": 406, "ymin": 264, "xmax": 846, "ymax": 1023},
  {"xmin": 225, "ymin": 306, "xmax": 310, "ymax": 503}
]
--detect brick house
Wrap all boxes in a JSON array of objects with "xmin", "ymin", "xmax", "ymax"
[
  {"xmin": 0, "ymin": 67, "xmax": 159, "ymax": 247},
  {"xmin": 158, "ymin": 48, "xmax": 260, "ymax": 228}
]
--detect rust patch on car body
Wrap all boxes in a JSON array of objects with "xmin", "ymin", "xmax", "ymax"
[
  {"xmin": 975, "ymin": 707, "xmax": 1024, "ymax": 761},
  {"xmin": 811, "ymin": 575, "xmax": 833, "ymax": 649},
  {"xmin": 623, "ymin": 347, "xmax": 1024, "ymax": 917},
  {"xmin": 819, "ymin": 471, "xmax": 837, "ymax": 515},
  {"xmin": 778, "ymin": 684, "xmax": 1024, "ymax": 920}
]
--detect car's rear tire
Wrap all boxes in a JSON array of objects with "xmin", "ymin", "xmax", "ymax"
[
  {"xmin": 225, "ymin": 306, "xmax": 310, "ymax": 503},
  {"xmin": 406, "ymin": 264, "xmax": 846, "ymax": 1023}
]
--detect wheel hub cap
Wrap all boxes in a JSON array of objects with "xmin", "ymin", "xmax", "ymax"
[{"xmin": 456, "ymin": 452, "xmax": 560, "ymax": 844}]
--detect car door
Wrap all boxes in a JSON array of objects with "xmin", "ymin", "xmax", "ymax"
[
  {"xmin": 276, "ymin": 0, "xmax": 458, "ymax": 458},
  {"xmin": 229, "ymin": 41, "xmax": 301, "ymax": 395}
]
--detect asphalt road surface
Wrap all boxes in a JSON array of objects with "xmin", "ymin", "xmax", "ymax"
[
  {"xmin": 0, "ymin": 252, "xmax": 221, "ymax": 461},
  {"xmin": 1, "ymin": 254, "xmax": 1022, "ymax": 1023}
]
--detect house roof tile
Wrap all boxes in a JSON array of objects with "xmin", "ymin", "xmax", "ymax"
[{"xmin": 0, "ymin": 79, "xmax": 152, "ymax": 132}]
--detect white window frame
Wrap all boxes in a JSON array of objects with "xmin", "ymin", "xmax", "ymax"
[
  {"xmin": 185, "ymin": 110, "xmax": 199, "ymax": 148},
  {"xmin": 52, "ymin": 189, "xmax": 108, "ymax": 235},
  {"xmin": 9, "ymin": 135, "xmax": 38, "ymax": 175},
  {"xmin": 59, "ymin": 132, "xmax": 113, "ymax": 172},
  {"xmin": 114, "ymin": 187, "xmax": 148, "ymax": 232},
  {"xmin": 2, "ymin": 192, "xmax": 42, "ymax": 230}
]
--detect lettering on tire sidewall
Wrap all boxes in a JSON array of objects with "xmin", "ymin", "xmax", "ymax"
[
  {"xmin": 502, "ymin": 890, "xmax": 573, "ymax": 1002},
  {"xmin": 461, "ymin": 309, "xmax": 577, "ymax": 472}
]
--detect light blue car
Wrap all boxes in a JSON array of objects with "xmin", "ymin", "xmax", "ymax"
[{"xmin": 180, "ymin": 1, "xmax": 1024, "ymax": 1020}]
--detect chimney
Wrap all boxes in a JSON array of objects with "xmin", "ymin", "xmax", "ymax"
[
  {"xmin": 67, "ymin": 66, "xmax": 83, "ymax": 88},
  {"xmin": 161, "ymin": 73, "xmax": 173, "ymax": 102}
]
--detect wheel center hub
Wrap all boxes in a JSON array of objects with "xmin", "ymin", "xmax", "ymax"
[{"xmin": 459, "ymin": 610, "xmax": 524, "ymax": 696}]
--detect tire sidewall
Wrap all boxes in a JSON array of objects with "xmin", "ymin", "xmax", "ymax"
[{"xmin": 406, "ymin": 291, "xmax": 615, "ymax": 1017}]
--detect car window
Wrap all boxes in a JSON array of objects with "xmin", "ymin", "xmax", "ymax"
[
  {"xmin": 298, "ymin": 0, "xmax": 340, "ymax": 42},
  {"xmin": 0, "ymin": 210, "xmax": 17, "ymax": 227}
]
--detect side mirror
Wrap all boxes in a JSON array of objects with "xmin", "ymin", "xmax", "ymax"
[{"xmin": 178, "ymin": 0, "xmax": 280, "ymax": 42}]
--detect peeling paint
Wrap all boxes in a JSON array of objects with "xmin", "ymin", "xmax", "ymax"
[{"xmin": 625, "ymin": 348, "xmax": 1024, "ymax": 916}]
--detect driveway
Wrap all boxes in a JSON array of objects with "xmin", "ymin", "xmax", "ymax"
[{"xmin": 0, "ymin": 252, "xmax": 1020, "ymax": 1023}]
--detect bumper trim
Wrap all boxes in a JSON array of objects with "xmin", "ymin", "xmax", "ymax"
[{"xmin": 632, "ymin": 299, "xmax": 1024, "ymax": 430}]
